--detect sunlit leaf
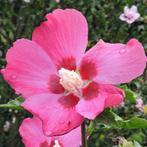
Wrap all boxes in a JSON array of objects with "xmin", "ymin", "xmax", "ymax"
[
  {"xmin": 0, "ymin": 97, "xmax": 24, "ymax": 110},
  {"xmin": 120, "ymin": 85, "xmax": 137, "ymax": 103}
]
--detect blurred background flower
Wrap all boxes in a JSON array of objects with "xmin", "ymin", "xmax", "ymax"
[
  {"xmin": 135, "ymin": 97, "xmax": 143, "ymax": 111},
  {"xmin": 119, "ymin": 5, "xmax": 140, "ymax": 24}
]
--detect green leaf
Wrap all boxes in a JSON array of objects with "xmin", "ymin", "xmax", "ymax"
[
  {"xmin": 120, "ymin": 85, "xmax": 137, "ymax": 103},
  {"xmin": 0, "ymin": 97, "xmax": 24, "ymax": 110},
  {"xmin": 130, "ymin": 132, "xmax": 145, "ymax": 143},
  {"xmin": 118, "ymin": 117, "xmax": 147, "ymax": 129},
  {"xmin": 125, "ymin": 0, "xmax": 131, "ymax": 5},
  {"xmin": 95, "ymin": 109, "xmax": 147, "ymax": 129},
  {"xmin": 87, "ymin": 121, "xmax": 96, "ymax": 136}
]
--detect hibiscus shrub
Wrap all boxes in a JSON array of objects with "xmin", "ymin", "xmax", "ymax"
[{"xmin": 0, "ymin": 0, "xmax": 147, "ymax": 147}]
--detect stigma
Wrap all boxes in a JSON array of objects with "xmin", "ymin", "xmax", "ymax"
[
  {"xmin": 58, "ymin": 68, "xmax": 83, "ymax": 95},
  {"xmin": 53, "ymin": 140, "xmax": 61, "ymax": 147}
]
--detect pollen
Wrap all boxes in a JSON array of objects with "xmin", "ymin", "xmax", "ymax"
[{"xmin": 58, "ymin": 68, "xmax": 83, "ymax": 94}]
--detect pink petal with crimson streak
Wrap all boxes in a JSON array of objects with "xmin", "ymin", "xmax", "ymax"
[
  {"xmin": 76, "ymin": 82, "xmax": 124, "ymax": 119},
  {"xmin": 82, "ymin": 82, "xmax": 99, "ymax": 100},
  {"xmin": 76, "ymin": 82, "xmax": 105, "ymax": 119},
  {"xmin": 80, "ymin": 59, "xmax": 97, "ymax": 80},
  {"xmin": 32, "ymin": 9, "xmax": 88, "ymax": 70},
  {"xmin": 76, "ymin": 94, "xmax": 105, "ymax": 120},
  {"xmin": 48, "ymin": 74, "xmax": 64, "ymax": 94},
  {"xmin": 1, "ymin": 39, "xmax": 56, "ymax": 98},
  {"xmin": 58, "ymin": 94, "xmax": 79, "ymax": 108},
  {"xmin": 22, "ymin": 93, "xmax": 84, "ymax": 136},
  {"xmin": 80, "ymin": 39, "xmax": 146, "ymax": 85}
]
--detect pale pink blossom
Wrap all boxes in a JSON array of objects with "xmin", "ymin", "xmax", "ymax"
[
  {"xmin": 19, "ymin": 117, "xmax": 81, "ymax": 147},
  {"xmin": 2, "ymin": 9, "xmax": 146, "ymax": 136},
  {"xmin": 119, "ymin": 5, "xmax": 140, "ymax": 24},
  {"xmin": 135, "ymin": 98, "xmax": 143, "ymax": 111}
]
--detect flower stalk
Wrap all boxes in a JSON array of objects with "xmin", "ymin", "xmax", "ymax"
[{"xmin": 81, "ymin": 120, "xmax": 87, "ymax": 147}]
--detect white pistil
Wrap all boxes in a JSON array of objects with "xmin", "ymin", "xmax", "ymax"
[
  {"xmin": 53, "ymin": 140, "xmax": 61, "ymax": 147},
  {"xmin": 58, "ymin": 68, "xmax": 83, "ymax": 95}
]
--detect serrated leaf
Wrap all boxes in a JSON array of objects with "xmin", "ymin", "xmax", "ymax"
[{"xmin": 0, "ymin": 97, "xmax": 24, "ymax": 110}]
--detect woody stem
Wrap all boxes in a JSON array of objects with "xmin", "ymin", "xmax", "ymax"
[{"xmin": 81, "ymin": 120, "xmax": 87, "ymax": 147}]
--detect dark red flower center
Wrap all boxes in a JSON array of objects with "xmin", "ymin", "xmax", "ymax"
[{"xmin": 48, "ymin": 57, "xmax": 99, "ymax": 107}]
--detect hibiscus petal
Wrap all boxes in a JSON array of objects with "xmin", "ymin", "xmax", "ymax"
[
  {"xmin": 80, "ymin": 39, "xmax": 146, "ymax": 84},
  {"xmin": 32, "ymin": 9, "xmax": 88, "ymax": 70},
  {"xmin": 76, "ymin": 95, "xmax": 105, "ymax": 120},
  {"xmin": 22, "ymin": 93, "xmax": 84, "ymax": 136},
  {"xmin": 48, "ymin": 74, "xmax": 64, "ymax": 94},
  {"xmin": 99, "ymin": 84, "xmax": 124, "ymax": 108},
  {"xmin": 19, "ymin": 117, "xmax": 49, "ymax": 147},
  {"xmin": 58, "ymin": 127, "xmax": 81, "ymax": 147},
  {"xmin": 82, "ymin": 82, "xmax": 99, "ymax": 100},
  {"xmin": 80, "ymin": 59, "xmax": 97, "ymax": 80},
  {"xmin": 58, "ymin": 94, "xmax": 79, "ymax": 108},
  {"xmin": 1, "ymin": 39, "xmax": 56, "ymax": 98},
  {"xmin": 19, "ymin": 117, "xmax": 81, "ymax": 147}
]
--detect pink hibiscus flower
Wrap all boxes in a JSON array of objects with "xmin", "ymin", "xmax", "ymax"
[
  {"xmin": 19, "ymin": 117, "xmax": 81, "ymax": 147},
  {"xmin": 2, "ymin": 9, "xmax": 146, "ymax": 136},
  {"xmin": 119, "ymin": 5, "xmax": 140, "ymax": 24}
]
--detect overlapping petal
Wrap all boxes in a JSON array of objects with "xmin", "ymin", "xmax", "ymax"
[
  {"xmin": 80, "ymin": 39, "xmax": 146, "ymax": 84},
  {"xmin": 76, "ymin": 82, "xmax": 105, "ymax": 119},
  {"xmin": 19, "ymin": 117, "xmax": 48, "ymax": 147},
  {"xmin": 22, "ymin": 93, "xmax": 84, "ymax": 136},
  {"xmin": 58, "ymin": 126, "xmax": 81, "ymax": 147},
  {"xmin": 32, "ymin": 9, "xmax": 88, "ymax": 70},
  {"xmin": 76, "ymin": 93, "xmax": 105, "ymax": 120},
  {"xmin": 99, "ymin": 84, "xmax": 124, "ymax": 108},
  {"xmin": 19, "ymin": 117, "xmax": 81, "ymax": 147},
  {"xmin": 1, "ymin": 39, "xmax": 56, "ymax": 98},
  {"xmin": 76, "ymin": 84, "xmax": 124, "ymax": 119}
]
